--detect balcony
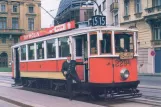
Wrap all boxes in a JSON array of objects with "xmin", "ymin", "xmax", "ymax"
[
  {"xmin": 0, "ymin": 29, "xmax": 25, "ymax": 35},
  {"xmin": 151, "ymin": 40, "xmax": 161, "ymax": 46},
  {"xmin": 110, "ymin": 2, "xmax": 118, "ymax": 12},
  {"xmin": 144, "ymin": 5, "xmax": 161, "ymax": 18}
]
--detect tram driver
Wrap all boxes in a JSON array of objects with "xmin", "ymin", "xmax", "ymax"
[{"xmin": 61, "ymin": 54, "xmax": 87, "ymax": 100}]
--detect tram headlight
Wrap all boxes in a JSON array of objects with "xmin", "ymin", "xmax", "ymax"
[{"xmin": 120, "ymin": 68, "xmax": 130, "ymax": 80}]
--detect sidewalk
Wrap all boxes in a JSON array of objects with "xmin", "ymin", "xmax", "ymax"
[
  {"xmin": 0, "ymin": 86, "xmax": 104, "ymax": 107},
  {"xmin": 0, "ymin": 72, "xmax": 12, "ymax": 77}
]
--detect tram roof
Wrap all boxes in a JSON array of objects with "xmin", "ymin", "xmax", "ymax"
[{"xmin": 12, "ymin": 26, "xmax": 138, "ymax": 48}]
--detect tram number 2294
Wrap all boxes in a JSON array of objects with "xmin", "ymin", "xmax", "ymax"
[
  {"xmin": 115, "ymin": 59, "xmax": 130, "ymax": 67},
  {"xmin": 92, "ymin": 15, "xmax": 106, "ymax": 26}
]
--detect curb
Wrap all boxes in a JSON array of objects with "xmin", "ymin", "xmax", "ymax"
[
  {"xmin": 138, "ymin": 85, "xmax": 161, "ymax": 90},
  {"xmin": 138, "ymin": 73, "xmax": 161, "ymax": 77}
]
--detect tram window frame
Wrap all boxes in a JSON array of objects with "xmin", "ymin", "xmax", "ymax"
[
  {"xmin": 75, "ymin": 36, "xmax": 83, "ymax": 57},
  {"xmin": 58, "ymin": 37, "xmax": 70, "ymax": 58},
  {"xmin": 21, "ymin": 45, "xmax": 26, "ymax": 61},
  {"xmin": 90, "ymin": 33, "xmax": 98, "ymax": 55},
  {"xmin": 114, "ymin": 32, "xmax": 134, "ymax": 54},
  {"xmin": 46, "ymin": 39, "xmax": 56, "ymax": 59},
  {"xmin": 100, "ymin": 32, "xmax": 112, "ymax": 54},
  {"xmin": 28, "ymin": 43, "xmax": 35, "ymax": 60},
  {"xmin": 36, "ymin": 41, "xmax": 44, "ymax": 59}
]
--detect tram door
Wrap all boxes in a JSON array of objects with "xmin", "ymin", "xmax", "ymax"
[
  {"xmin": 14, "ymin": 48, "xmax": 20, "ymax": 82},
  {"xmin": 73, "ymin": 34, "xmax": 88, "ymax": 82}
]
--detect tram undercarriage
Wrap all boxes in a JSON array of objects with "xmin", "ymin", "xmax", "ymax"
[{"xmin": 19, "ymin": 77, "xmax": 142, "ymax": 100}]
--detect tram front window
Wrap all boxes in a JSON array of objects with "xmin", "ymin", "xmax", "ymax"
[
  {"xmin": 100, "ymin": 33, "xmax": 111, "ymax": 54},
  {"xmin": 90, "ymin": 34, "xmax": 97, "ymax": 55},
  {"xmin": 28, "ymin": 43, "xmax": 35, "ymax": 60},
  {"xmin": 21, "ymin": 45, "xmax": 26, "ymax": 60},
  {"xmin": 115, "ymin": 33, "xmax": 134, "ymax": 53}
]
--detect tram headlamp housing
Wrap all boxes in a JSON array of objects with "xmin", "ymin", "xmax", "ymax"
[{"xmin": 120, "ymin": 68, "xmax": 130, "ymax": 80}]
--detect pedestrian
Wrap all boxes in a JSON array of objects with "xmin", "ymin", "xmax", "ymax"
[{"xmin": 61, "ymin": 54, "xmax": 87, "ymax": 100}]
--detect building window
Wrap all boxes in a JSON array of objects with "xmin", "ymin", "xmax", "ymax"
[
  {"xmin": 28, "ymin": 43, "xmax": 35, "ymax": 60},
  {"xmin": 153, "ymin": 0, "xmax": 161, "ymax": 6},
  {"xmin": 36, "ymin": 42, "xmax": 44, "ymax": 59},
  {"xmin": 21, "ymin": 45, "xmax": 26, "ymax": 60},
  {"xmin": 103, "ymin": 0, "xmax": 106, "ymax": 10},
  {"xmin": 12, "ymin": 18, "xmax": 19, "ymax": 29},
  {"xmin": 28, "ymin": 6, "xmax": 34, "ymax": 13},
  {"xmin": 99, "ymin": 5, "xmax": 101, "ymax": 15},
  {"xmin": 13, "ymin": 5, "xmax": 18, "ymax": 12},
  {"xmin": 58, "ymin": 37, "xmax": 69, "ymax": 57},
  {"xmin": 14, "ymin": 37, "xmax": 18, "ymax": 43},
  {"xmin": 100, "ymin": 33, "xmax": 111, "ymax": 54},
  {"xmin": 0, "ymin": 17, "xmax": 7, "ymax": 29},
  {"xmin": 28, "ymin": 18, "xmax": 34, "ymax": 31},
  {"xmin": 135, "ymin": 0, "xmax": 142, "ymax": 13},
  {"xmin": 2, "ymin": 37, "xmax": 6, "ymax": 44},
  {"xmin": 153, "ymin": 25, "xmax": 161, "ymax": 40},
  {"xmin": 115, "ymin": 14, "xmax": 118, "ymax": 25},
  {"xmin": 124, "ymin": 0, "xmax": 129, "ymax": 16},
  {"xmin": 1, "ymin": 4, "xmax": 6, "ymax": 12},
  {"xmin": 90, "ymin": 34, "xmax": 97, "ymax": 55},
  {"xmin": 95, "ymin": 9, "xmax": 97, "ymax": 15},
  {"xmin": 47, "ymin": 39, "xmax": 56, "ymax": 58}
]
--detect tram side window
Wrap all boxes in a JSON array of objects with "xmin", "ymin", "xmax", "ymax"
[
  {"xmin": 90, "ymin": 34, "xmax": 97, "ymax": 54},
  {"xmin": 47, "ymin": 39, "xmax": 56, "ymax": 58},
  {"xmin": 76, "ymin": 37, "xmax": 82, "ymax": 57},
  {"xmin": 21, "ymin": 45, "xmax": 26, "ymax": 60},
  {"xmin": 100, "ymin": 33, "xmax": 111, "ymax": 54},
  {"xmin": 28, "ymin": 43, "xmax": 35, "ymax": 60},
  {"xmin": 58, "ymin": 37, "xmax": 69, "ymax": 57},
  {"xmin": 36, "ymin": 42, "xmax": 44, "ymax": 59},
  {"xmin": 115, "ymin": 34, "xmax": 134, "ymax": 53}
]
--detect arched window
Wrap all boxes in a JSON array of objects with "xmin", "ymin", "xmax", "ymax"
[{"xmin": 0, "ymin": 52, "xmax": 8, "ymax": 67}]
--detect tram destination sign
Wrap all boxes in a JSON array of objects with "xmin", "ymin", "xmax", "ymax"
[
  {"xmin": 20, "ymin": 20, "xmax": 76, "ymax": 41},
  {"xmin": 119, "ymin": 52, "xmax": 134, "ymax": 59},
  {"xmin": 91, "ymin": 15, "xmax": 106, "ymax": 26}
]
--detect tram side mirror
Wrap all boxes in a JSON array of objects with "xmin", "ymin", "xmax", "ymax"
[{"xmin": 98, "ymin": 31, "xmax": 103, "ymax": 40}]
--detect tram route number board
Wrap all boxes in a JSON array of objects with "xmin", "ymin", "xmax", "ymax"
[{"xmin": 92, "ymin": 15, "xmax": 106, "ymax": 26}]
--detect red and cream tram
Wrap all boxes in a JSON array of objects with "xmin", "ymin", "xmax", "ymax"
[{"xmin": 11, "ymin": 20, "xmax": 141, "ymax": 99}]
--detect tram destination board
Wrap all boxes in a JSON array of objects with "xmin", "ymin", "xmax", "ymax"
[
  {"xmin": 119, "ymin": 52, "xmax": 134, "ymax": 59},
  {"xmin": 92, "ymin": 15, "xmax": 106, "ymax": 26}
]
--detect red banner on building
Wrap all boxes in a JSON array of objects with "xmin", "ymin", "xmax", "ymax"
[{"xmin": 20, "ymin": 20, "xmax": 76, "ymax": 41}]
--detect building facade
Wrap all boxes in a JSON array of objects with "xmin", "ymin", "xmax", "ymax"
[
  {"xmin": 120, "ymin": 0, "xmax": 161, "ymax": 74},
  {"xmin": 0, "ymin": 0, "xmax": 41, "ymax": 72},
  {"xmin": 54, "ymin": 0, "xmax": 93, "ymax": 27},
  {"xmin": 94, "ymin": 0, "xmax": 119, "ymax": 26}
]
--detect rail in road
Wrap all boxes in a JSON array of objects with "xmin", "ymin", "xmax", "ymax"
[{"xmin": 0, "ymin": 75, "xmax": 160, "ymax": 107}]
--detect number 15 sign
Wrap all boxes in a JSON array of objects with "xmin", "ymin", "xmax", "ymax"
[{"xmin": 92, "ymin": 15, "xmax": 106, "ymax": 26}]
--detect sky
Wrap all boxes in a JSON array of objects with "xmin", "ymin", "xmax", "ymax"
[{"xmin": 41, "ymin": 0, "xmax": 61, "ymax": 28}]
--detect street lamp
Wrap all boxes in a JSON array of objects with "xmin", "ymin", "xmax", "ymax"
[{"xmin": 86, "ymin": 0, "xmax": 103, "ymax": 15}]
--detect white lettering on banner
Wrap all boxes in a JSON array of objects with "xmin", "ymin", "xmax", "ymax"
[
  {"xmin": 54, "ymin": 24, "xmax": 66, "ymax": 32},
  {"xmin": 24, "ymin": 32, "xmax": 40, "ymax": 40}
]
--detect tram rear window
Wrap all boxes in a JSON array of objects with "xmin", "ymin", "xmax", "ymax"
[
  {"xmin": 36, "ymin": 42, "xmax": 44, "ymax": 59},
  {"xmin": 28, "ymin": 43, "xmax": 35, "ymax": 60},
  {"xmin": 115, "ymin": 34, "xmax": 134, "ymax": 53},
  {"xmin": 21, "ymin": 45, "xmax": 26, "ymax": 60},
  {"xmin": 47, "ymin": 39, "xmax": 56, "ymax": 58},
  {"xmin": 90, "ymin": 34, "xmax": 97, "ymax": 55}
]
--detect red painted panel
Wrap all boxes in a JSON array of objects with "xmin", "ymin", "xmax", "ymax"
[
  {"xmin": 89, "ymin": 58, "xmax": 113, "ymax": 83},
  {"xmin": 57, "ymin": 60, "xmax": 66, "ymax": 72},
  {"xmin": 113, "ymin": 58, "xmax": 138, "ymax": 83},
  {"xmin": 20, "ymin": 62, "xmax": 27, "ymax": 72},
  {"xmin": 76, "ymin": 59, "xmax": 84, "ymax": 80}
]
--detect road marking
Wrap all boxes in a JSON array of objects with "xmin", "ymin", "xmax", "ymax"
[{"xmin": 0, "ymin": 83, "xmax": 11, "ymax": 87}]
